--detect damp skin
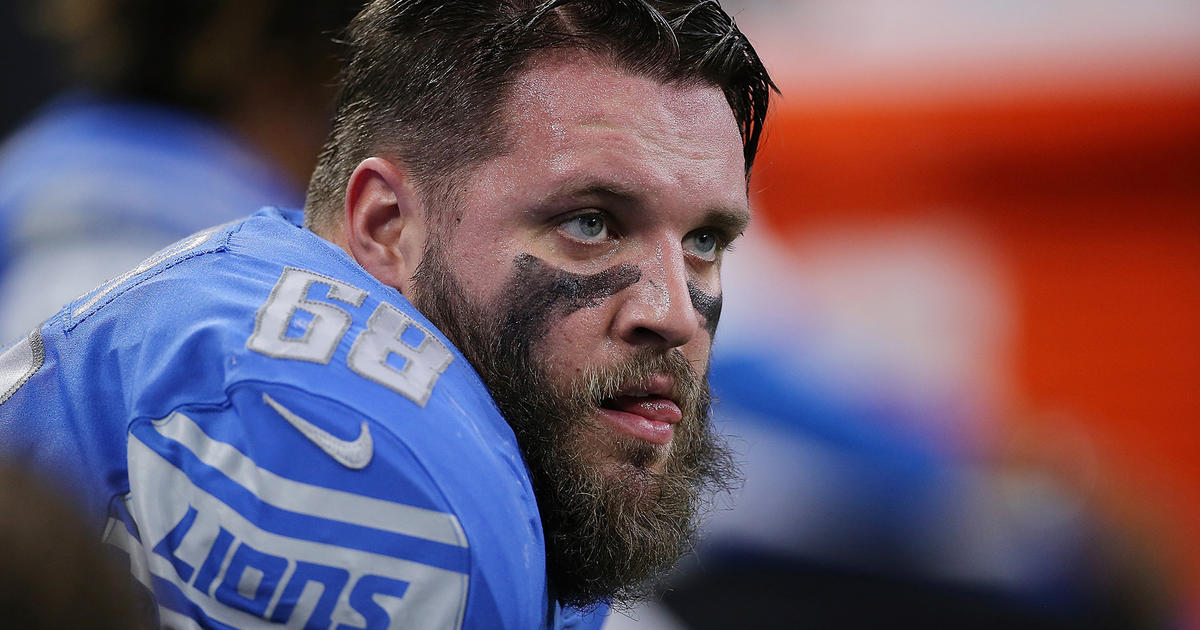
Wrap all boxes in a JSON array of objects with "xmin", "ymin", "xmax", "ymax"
[
  {"xmin": 497, "ymin": 254, "xmax": 722, "ymax": 356},
  {"xmin": 498, "ymin": 254, "xmax": 641, "ymax": 355}
]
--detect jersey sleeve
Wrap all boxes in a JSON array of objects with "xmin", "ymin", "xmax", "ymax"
[
  {"xmin": 40, "ymin": 214, "xmax": 552, "ymax": 629},
  {"xmin": 111, "ymin": 383, "xmax": 475, "ymax": 629}
]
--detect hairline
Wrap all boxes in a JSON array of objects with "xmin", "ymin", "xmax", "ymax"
[{"xmin": 308, "ymin": 47, "xmax": 746, "ymax": 238}]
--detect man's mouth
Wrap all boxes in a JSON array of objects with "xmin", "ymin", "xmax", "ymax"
[{"xmin": 595, "ymin": 374, "xmax": 682, "ymax": 445}]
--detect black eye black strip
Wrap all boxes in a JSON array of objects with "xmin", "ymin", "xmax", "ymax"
[
  {"xmin": 499, "ymin": 254, "xmax": 722, "ymax": 350},
  {"xmin": 687, "ymin": 282, "xmax": 722, "ymax": 337},
  {"xmin": 499, "ymin": 254, "xmax": 642, "ymax": 348}
]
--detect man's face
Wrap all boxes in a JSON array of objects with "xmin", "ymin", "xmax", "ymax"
[
  {"xmin": 428, "ymin": 52, "xmax": 746, "ymax": 467},
  {"xmin": 410, "ymin": 53, "xmax": 746, "ymax": 605}
]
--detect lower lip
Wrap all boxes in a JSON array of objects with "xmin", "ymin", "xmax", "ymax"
[{"xmin": 596, "ymin": 408, "xmax": 675, "ymax": 445}]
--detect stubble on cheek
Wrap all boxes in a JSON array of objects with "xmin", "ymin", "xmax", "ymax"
[
  {"xmin": 499, "ymin": 255, "xmax": 725, "ymax": 346},
  {"xmin": 496, "ymin": 254, "xmax": 642, "ymax": 356},
  {"xmin": 423, "ymin": 253, "xmax": 736, "ymax": 608},
  {"xmin": 493, "ymin": 254, "xmax": 687, "ymax": 474}
]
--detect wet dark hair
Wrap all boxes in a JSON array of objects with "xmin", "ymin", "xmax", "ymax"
[{"xmin": 304, "ymin": 0, "xmax": 776, "ymax": 232}]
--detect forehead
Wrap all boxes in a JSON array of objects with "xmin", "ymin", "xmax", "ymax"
[{"xmin": 491, "ymin": 52, "xmax": 748, "ymax": 207}]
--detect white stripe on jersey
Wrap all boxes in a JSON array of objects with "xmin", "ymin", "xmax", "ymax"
[
  {"xmin": 151, "ymin": 410, "xmax": 468, "ymax": 547},
  {"xmin": 73, "ymin": 228, "xmax": 218, "ymax": 319},
  {"xmin": 102, "ymin": 508, "xmax": 153, "ymax": 591},
  {"xmin": 126, "ymin": 422, "xmax": 470, "ymax": 629},
  {"xmin": 158, "ymin": 606, "xmax": 207, "ymax": 630}
]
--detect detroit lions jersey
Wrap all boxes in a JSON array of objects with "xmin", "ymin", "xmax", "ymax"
[{"xmin": 0, "ymin": 208, "xmax": 606, "ymax": 630}]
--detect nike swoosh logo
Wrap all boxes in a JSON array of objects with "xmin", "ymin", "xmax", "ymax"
[{"xmin": 262, "ymin": 393, "xmax": 373, "ymax": 470}]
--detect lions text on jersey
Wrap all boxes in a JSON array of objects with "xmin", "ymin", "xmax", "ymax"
[{"xmin": 0, "ymin": 208, "xmax": 606, "ymax": 629}]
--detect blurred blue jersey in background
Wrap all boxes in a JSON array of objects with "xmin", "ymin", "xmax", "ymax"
[{"xmin": 0, "ymin": 94, "xmax": 301, "ymax": 339}]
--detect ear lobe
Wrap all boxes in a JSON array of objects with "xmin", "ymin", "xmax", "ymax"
[{"xmin": 344, "ymin": 157, "xmax": 428, "ymax": 294}]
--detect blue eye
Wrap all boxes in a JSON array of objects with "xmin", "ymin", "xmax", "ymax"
[
  {"xmin": 684, "ymin": 230, "xmax": 720, "ymax": 261},
  {"xmin": 561, "ymin": 213, "xmax": 609, "ymax": 241}
]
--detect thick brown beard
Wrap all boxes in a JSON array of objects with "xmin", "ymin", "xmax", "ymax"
[
  {"xmin": 410, "ymin": 243, "xmax": 736, "ymax": 609},
  {"xmin": 529, "ymin": 349, "xmax": 736, "ymax": 608}
]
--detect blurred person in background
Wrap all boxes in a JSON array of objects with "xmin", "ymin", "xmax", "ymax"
[
  {"xmin": 0, "ymin": 0, "xmax": 773, "ymax": 627},
  {"xmin": 0, "ymin": 0, "xmax": 62, "ymax": 138},
  {"xmin": 0, "ymin": 460, "xmax": 150, "ymax": 629},
  {"xmin": 0, "ymin": 0, "xmax": 363, "ymax": 340}
]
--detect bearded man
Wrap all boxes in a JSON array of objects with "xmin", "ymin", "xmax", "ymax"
[{"xmin": 0, "ymin": 0, "xmax": 773, "ymax": 627}]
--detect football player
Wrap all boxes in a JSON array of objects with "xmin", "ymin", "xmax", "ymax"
[{"xmin": 0, "ymin": 1, "xmax": 773, "ymax": 627}]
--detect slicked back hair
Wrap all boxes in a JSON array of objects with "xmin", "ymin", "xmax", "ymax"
[{"xmin": 303, "ymin": 0, "xmax": 775, "ymax": 233}]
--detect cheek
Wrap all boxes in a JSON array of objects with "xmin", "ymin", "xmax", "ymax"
[
  {"xmin": 679, "ymin": 337, "xmax": 713, "ymax": 374},
  {"xmin": 536, "ymin": 308, "xmax": 617, "ymax": 373},
  {"xmin": 444, "ymin": 235, "xmax": 517, "ymax": 297}
]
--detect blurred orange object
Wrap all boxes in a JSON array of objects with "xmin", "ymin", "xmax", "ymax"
[{"xmin": 752, "ymin": 60, "xmax": 1200, "ymax": 615}]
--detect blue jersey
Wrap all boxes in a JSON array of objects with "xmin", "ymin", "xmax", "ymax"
[
  {"xmin": 0, "ymin": 95, "xmax": 302, "ymax": 339},
  {"xmin": 0, "ymin": 208, "xmax": 605, "ymax": 629}
]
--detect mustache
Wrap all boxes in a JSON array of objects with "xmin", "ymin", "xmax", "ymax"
[
  {"xmin": 409, "ymin": 243, "xmax": 736, "ymax": 607},
  {"xmin": 558, "ymin": 348, "xmax": 712, "ymax": 475},
  {"xmin": 564, "ymin": 348, "xmax": 709, "ymax": 420}
]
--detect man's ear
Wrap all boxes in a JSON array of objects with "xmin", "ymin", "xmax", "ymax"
[{"xmin": 344, "ymin": 157, "xmax": 428, "ymax": 295}]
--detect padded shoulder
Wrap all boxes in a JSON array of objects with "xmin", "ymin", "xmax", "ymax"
[
  {"xmin": 117, "ymin": 385, "xmax": 481, "ymax": 628},
  {"xmin": 12, "ymin": 210, "xmax": 553, "ymax": 627},
  {"xmin": 112, "ymin": 367, "xmax": 550, "ymax": 628}
]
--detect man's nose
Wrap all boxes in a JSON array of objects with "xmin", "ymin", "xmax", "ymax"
[{"xmin": 611, "ymin": 244, "xmax": 701, "ymax": 350}]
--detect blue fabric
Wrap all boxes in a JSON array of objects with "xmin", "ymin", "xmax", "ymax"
[
  {"xmin": 0, "ymin": 208, "xmax": 607, "ymax": 629},
  {"xmin": 0, "ymin": 94, "xmax": 300, "ymax": 291}
]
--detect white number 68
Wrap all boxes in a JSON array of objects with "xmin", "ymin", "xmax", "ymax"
[{"xmin": 247, "ymin": 267, "xmax": 452, "ymax": 406}]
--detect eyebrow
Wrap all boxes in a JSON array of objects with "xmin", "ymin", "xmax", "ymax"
[
  {"xmin": 540, "ymin": 180, "xmax": 752, "ymax": 236},
  {"xmin": 704, "ymin": 206, "xmax": 752, "ymax": 238}
]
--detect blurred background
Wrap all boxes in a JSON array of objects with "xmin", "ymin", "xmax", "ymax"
[
  {"xmin": 1, "ymin": 1, "xmax": 1196, "ymax": 628},
  {"xmin": 615, "ymin": 1, "xmax": 1200, "ymax": 628},
  {"xmin": 0, "ymin": 0, "xmax": 360, "ymax": 340}
]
